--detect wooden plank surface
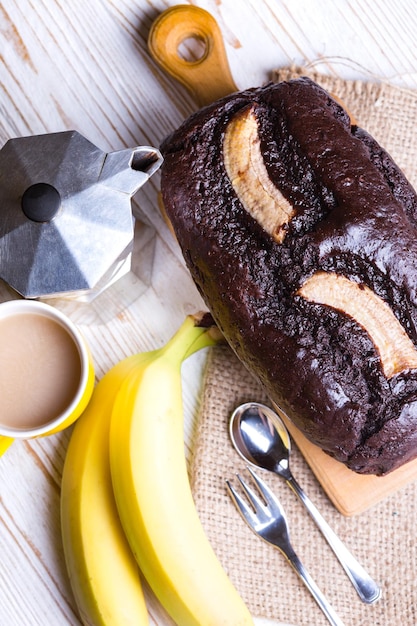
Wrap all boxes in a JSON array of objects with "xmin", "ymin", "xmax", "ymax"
[{"xmin": 1, "ymin": 0, "xmax": 417, "ymax": 624}]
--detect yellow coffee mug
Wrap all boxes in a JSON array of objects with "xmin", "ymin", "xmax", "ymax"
[{"xmin": 0, "ymin": 300, "xmax": 95, "ymax": 455}]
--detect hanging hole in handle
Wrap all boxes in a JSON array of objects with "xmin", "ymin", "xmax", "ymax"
[{"xmin": 177, "ymin": 35, "xmax": 207, "ymax": 63}]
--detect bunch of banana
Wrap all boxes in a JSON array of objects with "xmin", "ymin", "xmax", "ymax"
[{"xmin": 61, "ymin": 314, "xmax": 254, "ymax": 626}]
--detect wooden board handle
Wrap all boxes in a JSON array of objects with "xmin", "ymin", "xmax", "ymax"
[{"xmin": 148, "ymin": 4, "xmax": 238, "ymax": 107}]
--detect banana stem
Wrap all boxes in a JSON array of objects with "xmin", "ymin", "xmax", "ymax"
[
  {"xmin": 184, "ymin": 325, "xmax": 223, "ymax": 359},
  {"xmin": 161, "ymin": 314, "xmax": 222, "ymax": 363}
]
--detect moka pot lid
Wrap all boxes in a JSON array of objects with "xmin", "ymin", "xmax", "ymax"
[{"xmin": 0, "ymin": 130, "xmax": 162, "ymax": 298}]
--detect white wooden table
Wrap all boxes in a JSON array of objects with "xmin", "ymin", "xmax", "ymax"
[{"xmin": 1, "ymin": 1, "xmax": 416, "ymax": 624}]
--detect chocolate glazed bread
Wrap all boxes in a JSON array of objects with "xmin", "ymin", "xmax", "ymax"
[{"xmin": 160, "ymin": 76, "xmax": 417, "ymax": 475}]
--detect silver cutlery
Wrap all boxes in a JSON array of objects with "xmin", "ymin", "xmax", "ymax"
[
  {"xmin": 226, "ymin": 466, "xmax": 346, "ymax": 626},
  {"xmin": 229, "ymin": 402, "xmax": 381, "ymax": 604}
]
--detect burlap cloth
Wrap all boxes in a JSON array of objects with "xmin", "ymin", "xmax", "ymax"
[{"xmin": 189, "ymin": 68, "xmax": 417, "ymax": 626}]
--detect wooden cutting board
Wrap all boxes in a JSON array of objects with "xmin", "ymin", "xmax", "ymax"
[
  {"xmin": 148, "ymin": 5, "xmax": 417, "ymax": 517},
  {"xmin": 277, "ymin": 409, "xmax": 417, "ymax": 516}
]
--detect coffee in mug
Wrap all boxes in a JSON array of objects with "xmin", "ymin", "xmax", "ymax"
[{"xmin": 0, "ymin": 300, "xmax": 94, "ymax": 452}]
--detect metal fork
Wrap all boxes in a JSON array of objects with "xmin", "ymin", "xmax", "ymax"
[{"xmin": 226, "ymin": 467, "xmax": 346, "ymax": 626}]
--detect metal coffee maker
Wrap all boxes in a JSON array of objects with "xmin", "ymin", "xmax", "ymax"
[{"xmin": 0, "ymin": 130, "xmax": 162, "ymax": 301}]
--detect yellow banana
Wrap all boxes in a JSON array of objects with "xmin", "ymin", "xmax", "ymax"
[
  {"xmin": 109, "ymin": 315, "xmax": 254, "ymax": 626},
  {"xmin": 61, "ymin": 351, "xmax": 155, "ymax": 626}
]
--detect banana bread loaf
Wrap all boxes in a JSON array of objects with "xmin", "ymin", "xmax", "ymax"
[{"xmin": 160, "ymin": 76, "xmax": 417, "ymax": 475}]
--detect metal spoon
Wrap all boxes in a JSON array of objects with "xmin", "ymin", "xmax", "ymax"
[{"xmin": 229, "ymin": 402, "xmax": 381, "ymax": 604}]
